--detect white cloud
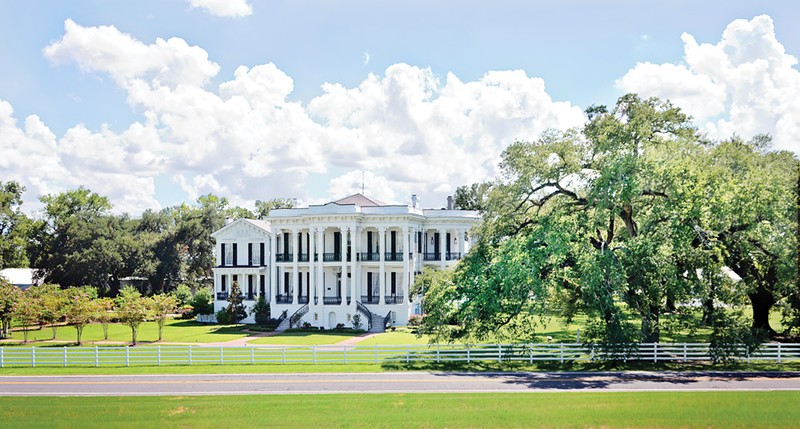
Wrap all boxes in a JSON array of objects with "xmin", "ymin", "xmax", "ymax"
[
  {"xmin": 187, "ymin": 0, "xmax": 253, "ymax": 17},
  {"xmin": 44, "ymin": 20, "xmax": 219, "ymax": 88},
  {"xmin": 617, "ymin": 15, "xmax": 800, "ymax": 152},
  {"xmin": 12, "ymin": 20, "xmax": 587, "ymax": 215}
]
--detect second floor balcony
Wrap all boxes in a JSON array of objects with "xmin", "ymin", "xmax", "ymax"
[
  {"xmin": 276, "ymin": 253, "xmax": 293, "ymax": 262},
  {"xmin": 276, "ymin": 295, "xmax": 292, "ymax": 304}
]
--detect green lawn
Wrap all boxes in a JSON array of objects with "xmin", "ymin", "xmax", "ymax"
[
  {"xmin": 0, "ymin": 392, "xmax": 798, "ymax": 428},
  {"xmin": 249, "ymin": 330, "xmax": 361, "ymax": 345},
  {"xmin": 3, "ymin": 319, "xmax": 252, "ymax": 345},
  {"xmin": 358, "ymin": 328, "xmax": 432, "ymax": 345}
]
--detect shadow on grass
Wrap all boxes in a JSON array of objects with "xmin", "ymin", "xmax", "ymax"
[{"xmin": 380, "ymin": 359, "xmax": 800, "ymax": 373}]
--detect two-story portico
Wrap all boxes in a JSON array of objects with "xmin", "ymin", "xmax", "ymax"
[{"xmin": 267, "ymin": 194, "xmax": 479, "ymax": 330}]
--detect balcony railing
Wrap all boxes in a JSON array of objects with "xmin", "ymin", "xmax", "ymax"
[
  {"xmin": 322, "ymin": 296, "xmax": 342, "ymax": 305},
  {"xmin": 360, "ymin": 252, "xmax": 379, "ymax": 261},
  {"xmin": 299, "ymin": 253, "xmax": 309, "ymax": 262},
  {"xmin": 298, "ymin": 296, "xmax": 309, "ymax": 304},
  {"xmin": 446, "ymin": 252, "xmax": 462, "ymax": 260},
  {"xmin": 276, "ymin": 253, "xmax": 293, "ymax": 262},
  {"xmin": 276, "ymin": 295, "xmax": 292, "ymax": 304},
  {"xmin": 384, "ymin": 295, "xmax": 404, "ymax": 304},
  {"xmin": 423, "ymin": 253, "xmax": 440, "ymax": 261},
  {"xmin": 384, "ymin": 252, "xmax": 404, "ymax": 261},
  {"xmin": 360, "ymin": 295, "xmax": 380, "ymax": 304},
  {"xmin": 323, "ymin": 253, "xmax": 341, "ymax": 262},
  {"xmin": 216, "ymin": 292, "xmax": 228, "ymax": 301}
]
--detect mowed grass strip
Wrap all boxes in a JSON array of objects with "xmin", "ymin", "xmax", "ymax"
[{"xmin": 1, "ymin": 392, "xmax": 798, "ymax": 428}]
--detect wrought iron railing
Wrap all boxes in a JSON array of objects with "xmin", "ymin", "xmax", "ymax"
[
  {"xmin": 360, "ymin": 295, "xmax": 379, "ymax": 304},
  {"xmin": 216, "ymin": 292, "xmax": 228, "ymax": 301},
  {"xmin": 298, "ymin": 296, "xmax": 309, "ymax": 304},
  {"xmin": 289, "ymin": 304, "xmax": 309, "ymax": 328},
  {"xmin": 298, "ymin": 254, "xmax": 309, "ymax": 262},
  {"xmin": 356, "ymin": 301, "xmax": 373, "ymax": 331},
  {"xmin": 423, "ymin": 253, "xmax": 440, "ymax": 261},
  {"xmin": 276, "ymin": 253, "xmax": 293, "ymax": 262},
  {"xmin": 276, "ymin": 295, "xmax": 292, "ymax": 304},
  {"xmin": 383, "ymin": 311, "xmax": 393, "ymax": 329},
  {"xmin": 322, "ymin": 296, "xmax": 342, "ymax": 305},
  {"xmin": 384, "ymin": 252, "xmax": 404, "ymax": 261},
  {"xmin": 446, "ymin": 252, "xmax": 462, "ymax": 260},
  {"xmin": 360, "ymin": 252, "xmax": 379, "ymax": 261},
  {"xmin": 384, "ymin": 295, "xmax": 404, "ymax": 304},
  {"xmin": 323, "ymin": 253, "xmax": 341, "ymax": 262}
]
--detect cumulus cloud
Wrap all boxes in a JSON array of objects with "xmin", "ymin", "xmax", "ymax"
[
  {"xmin": 187, "ymin": 0, "xmax": 253, "ymax": 17},
  {"xmin": 8, "ymin": 19, "xmax": 587, "ymax": 214},
  {"xmin": 617, "ymin": 15, "xmax": 800, "ymax": 152}
]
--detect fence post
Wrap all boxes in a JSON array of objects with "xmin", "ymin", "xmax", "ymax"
[
  {"xmin": 560, "ymin": 343, "xmax": 564, "ymax": 364},
  {"xmin": 251, "ymin": 346, "xmax": 255, "ymax": 365},
  {"xmin": 590, "ymin": 344, "xmax": 595, "ymax": 361},
  {"xmin": 1, "ymin": 347, "xmax": 4, "ymax": 368},
  {"xmin": 746, "ymin": 347, "xmax": 750, "ymax": 364},
  {"xmin": 282, "ymin": 346, "xmax": 285, "ymax": 364},
  {"xmin": 94, "ymin": 346, "xmax": 99, "ymax": 367},
  {"xmin": 157, "ymin": 346, "xmax": 161, "ymax": 366},
  {"xmin": 777, "ymin": 343, "xmax": 781, "ymax": 364},
  {"xmin": 32, "ymin": 347, "xmax": 36, "ymax": 367},
  {"xmin": 126, "ymin": 346, "xmax": 130, "ymax": 367},
  {"xmin": 188, "ymin": 346, "xmax": 192, "ymax": 366},
  {"xmin": 529, "ymin": 343, "xmax": 533, "ymax": 365},
  {"xmin": 498, "ymin": 344, "xmax": 502, "ymax": 363},
  {"xmin": 63, "ymin": 346, "xmax": 68, "ymax": 367},
  {"xmin": 436, "ymin": 344, "xmax": 440, "ymax": 364},
  {"xmin": 654, "ymin": 343, "xmax": 658, "ymax": 363},
  {"xmin": 219, "ymin": 346, "xmax": 223, "ymax": 365},
  {"xmin": 467, "ymin": 344, "xmax": 471, "ymax": 363},
  {"xmin": 683, "ymin": 343, "xmax": 687, "ymax": 362}
]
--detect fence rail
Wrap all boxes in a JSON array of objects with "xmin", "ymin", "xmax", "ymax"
[{"xmin": 0, "ymin": 343, "xmax": 798, "ymax": 368}]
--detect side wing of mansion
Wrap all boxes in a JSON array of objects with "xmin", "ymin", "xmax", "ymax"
[{"xmin": 211, "ymin": 194, "xmax": 480, "ymax": 329}]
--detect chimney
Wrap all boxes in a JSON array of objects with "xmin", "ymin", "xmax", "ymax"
[
  {"xmin": 446, "ymin": 195, "xmax": 454, "ymax": 210},
  {"xmin": 411, "ymin": 194, "xmax": 419, "ymax": 208}
]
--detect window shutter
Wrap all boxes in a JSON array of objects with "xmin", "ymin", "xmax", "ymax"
[
  {"xmin": 260, "ymin": 242, "xmax": 265, "ymax": 265},
  {"xmin": 221, "ymin": 243, "xmax": 226, "ymax": 266},
  {"xmin": 232, "ymin": 243, "xmax": 238, "ymax": 267}
]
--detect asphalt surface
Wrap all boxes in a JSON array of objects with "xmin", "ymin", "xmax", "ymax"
[{"xmin": 1, "ymin": 371, "xmax": 799, "ymax": 396}]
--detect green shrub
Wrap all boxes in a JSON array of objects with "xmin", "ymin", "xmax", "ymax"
[
  {"xmin": 189, "ymin": 289, "xmax": 214, "ymax": 316},
  {"xmin": 171, "ymin": 284, "xmax": 193, "ymax": 307},
  {"xmin": 250, "ymin": 295, "xmax": 271, "ymax": 325},
  {"xmin": 215, "ymin": 309, "xmax": 232, "ymax": 325}
]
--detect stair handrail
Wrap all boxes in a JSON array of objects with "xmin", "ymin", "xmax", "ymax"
[
  {"xmin": 356, "ymin": 301, "xmax": 373, "ymax": 331},
  {"xmin": 276, "ymin": 309, "xmax": 288, "ymax": 324},
  {"xmin": 289, "ymin": 304, "xmax": 309, "ymax": 328},
  {"xmin": 383, "ymin": 311, "xmax": 393, "ymax": 330}
]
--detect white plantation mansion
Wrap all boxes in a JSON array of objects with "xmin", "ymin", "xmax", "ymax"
[{"xmin": 211, "ymin": 194, "xmax": 480, "ymax": 330}]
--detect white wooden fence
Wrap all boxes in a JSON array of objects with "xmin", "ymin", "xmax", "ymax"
[{"xmin": 0, "ymin": 343, "xmax": 798, "ymax": 368}]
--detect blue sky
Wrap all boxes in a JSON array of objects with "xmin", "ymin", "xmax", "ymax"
[{"xmin": 1, "ymin": 1, "xmax": 798, "ymax": 214}]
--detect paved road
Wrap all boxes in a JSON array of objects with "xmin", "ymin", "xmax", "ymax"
[{"xmin": 1, "ymin": 372, "xmax": 799, "ymax": 396}]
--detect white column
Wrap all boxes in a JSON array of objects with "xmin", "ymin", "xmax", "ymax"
[
  {"xmin": 459, "ymin": 228, "xmax": 466, "ymax": 258},
  {"xmin": 292, "ymin": 228, "xmax": 299, "ymax": 304},
  {"xmin": 340, "ymin": 226, "xmax": 347, "ymax": 306},
  {"xmin": 350, "ymin": 225, "xmax": 357, "ymax": 309},
  {"xmin": 353, "ymin": 225, "xmax": 361, "ymax": 306},
  {"xmin": 379, "ymin": 226, "xmax": 386, "ymax": 304},
  {"xmin": 439, "ymin": 228, "xmax": 446, "ymax": 268},
  {"xmin": 269, "ymin": 230, "xmax": 277, "ymax": 305},
  {"xmin": 316, "ymin": 227, "xmax": 324, "ymax": 304},
  {"xmin": 403, "ymin": 226, "xmax": 410, "ymax": 305}
]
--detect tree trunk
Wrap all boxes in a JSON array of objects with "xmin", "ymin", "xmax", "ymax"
[
  {"xmin": 640, "ymin": 306, "xmax": 660, "ymax": 343},
  {"xmin": 749, "ymin": 284, "xmax": 776, "ymax": 337}
]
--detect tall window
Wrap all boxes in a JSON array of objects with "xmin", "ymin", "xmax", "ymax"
[
  {"xmin": 221, "ymin": 275, "xmax": 227, "ymax": 292},
  {"xmin": 224, "ymin": 243, "xmax": 233, "ymax": 266},
  {"xmin": 251, "ymin": 243, "xmax": 260, "ymax": 266}
]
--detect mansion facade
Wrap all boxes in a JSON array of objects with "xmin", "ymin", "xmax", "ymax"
[{"xmin": 211, "ymin": 194, "xmax": 480, "ymax": 329}]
